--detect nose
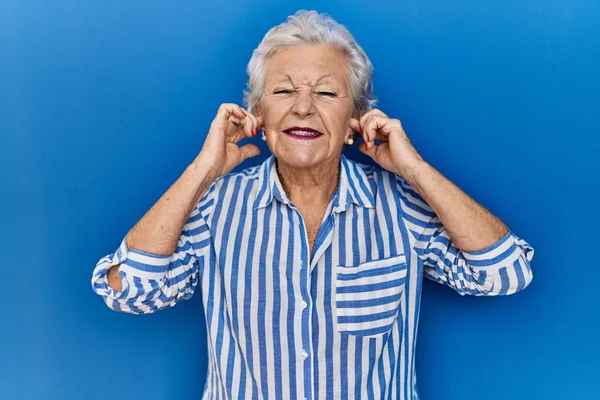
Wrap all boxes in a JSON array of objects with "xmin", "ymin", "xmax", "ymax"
[{"xmin": 291, "ymin": 89, "xmax": 315, "ymax": 118}]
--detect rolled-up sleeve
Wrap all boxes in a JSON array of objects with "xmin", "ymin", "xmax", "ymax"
[
  {"xmin": 395, "ymin": 175, "xmax": 534, "ymax": 296},
  {"xmin": 91, "ymin": 197, "xmax": 214, "ymax": 314},
  {"xmin": 416, "ymin": 216, "xmax": 534, "ymax": 296}
]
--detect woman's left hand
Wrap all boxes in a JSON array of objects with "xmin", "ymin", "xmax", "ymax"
[{"xmin": 350, "ymin": 110, "xmax": 425, "ymax": 181}]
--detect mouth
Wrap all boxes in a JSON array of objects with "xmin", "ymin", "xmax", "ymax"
[{"xmin": 282, "ymin": 126, "xmax": 323, "ymax": 140}]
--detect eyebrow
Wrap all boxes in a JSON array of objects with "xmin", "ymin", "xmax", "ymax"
[
  {"xmin": 315, "ymin": 74, "xmax": 333, "ymax": 84},
  {"xmin": 271, "ymin": 74, "xmax": 336, "ymax": 86}
]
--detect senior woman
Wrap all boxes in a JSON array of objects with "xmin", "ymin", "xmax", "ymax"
[{"xmin": 92, "ymin": 10, "xmax": 534, "ymax": 400}]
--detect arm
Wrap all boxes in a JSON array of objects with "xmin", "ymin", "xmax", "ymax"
[
  {"xmin": 351, "ymin": 110, "xmax": 534, "ymax": 296},
  {"xmin": 396, "ymin": 172, "xmax": 534, "ymax": 296},
  {"xmin": 106, "ymin": 157, "xmax": 218, "ymax": 293},
  {"xmin": 402, "ymin": 160, "xmax": 508, "ymax": 252},
  {"xmin": 91, "ymin": 103, "xmax": 263, "ymax": 313},
  {"xmin": 91, "ymin": 160, "xmax": 218, "ymax": 314}
]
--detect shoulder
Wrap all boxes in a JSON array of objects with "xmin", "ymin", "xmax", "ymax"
[
  {"xmin": 346, "ymin": 157, "xmax": 401, "ymax": 191},
  {"xmin": 214, "ymin": 163, "xmax": 263, "ymax": 188},
  {"xmin": 196, "ymin": 161, "xmax": 264, "ymax": 217},
  {"xmin": 348, "ymin": 157, "xmax": 434, "ymax": 215}
]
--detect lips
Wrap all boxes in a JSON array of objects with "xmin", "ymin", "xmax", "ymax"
[{"xmin": 282, "ymin": 126, "xmax": 323, "ymax": 140}]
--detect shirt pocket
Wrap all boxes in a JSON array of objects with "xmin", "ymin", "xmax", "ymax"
[{"xmin": 335, "ymin": 254, "xmax": 408, "ymax": 337}]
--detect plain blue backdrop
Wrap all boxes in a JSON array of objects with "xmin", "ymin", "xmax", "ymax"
[{"xmin": 1, "ymin": 0, "xmax": 599, "ymax": 399}]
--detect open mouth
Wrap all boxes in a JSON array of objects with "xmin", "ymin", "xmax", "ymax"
[{"xmin": 282, "ymin": 126, "xmax": 323, "ymax": 140}]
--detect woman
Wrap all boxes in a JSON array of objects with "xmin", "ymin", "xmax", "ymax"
[{"xmin": 92, "ymin": 10, "xmax": 534, "ymax": 400}]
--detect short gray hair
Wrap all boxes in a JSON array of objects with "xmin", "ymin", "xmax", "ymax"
[{"xmin": 243, "ymin": 10, "xmax": 377, "ymax": 116}]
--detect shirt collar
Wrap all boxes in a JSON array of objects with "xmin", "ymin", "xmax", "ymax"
[{"xmin": 253, "ymin": 154, "xmax": 375, "ymax": 212}]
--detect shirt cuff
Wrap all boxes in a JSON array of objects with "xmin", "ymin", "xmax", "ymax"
[
  {"xmin": 116, "ymin": 236, "xmax": 172, "ymax": 280},
  {"xmin": 91, "ymin": 236, "xmax": 173, "ymax": 299},
  {"xmin": 461, "ymin": 230, "xmax": 526, "ymax": 268}
]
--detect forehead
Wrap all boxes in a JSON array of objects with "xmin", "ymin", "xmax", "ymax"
[{"xmin": 264, "ymin": 44, "xmax": 350, "ymax": 86}]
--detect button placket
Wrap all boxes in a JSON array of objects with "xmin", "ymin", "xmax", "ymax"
[{"xmin": 293, "ymin": 208, "xmax": 313, "ymax": 400}]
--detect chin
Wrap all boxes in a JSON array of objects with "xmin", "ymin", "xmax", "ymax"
[{"xmin": 275, "ymin": 148, "xmax": 329, "ymax": 170}]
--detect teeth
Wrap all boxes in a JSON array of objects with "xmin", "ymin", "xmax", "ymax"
[{"xmin": 289, "ymin": 130, "xmax": 319, "ymax": 136}]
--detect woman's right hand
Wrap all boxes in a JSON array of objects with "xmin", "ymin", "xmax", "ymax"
[{"xmin": 195, "ymin": 103, "xmax": 263, "ymax": 178}]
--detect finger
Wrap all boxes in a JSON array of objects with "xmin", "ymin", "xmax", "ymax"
[
  {"xmin": 236, "ymin": 107, "xmax": 256, "ymax": 137},
  {"xmin": 227, "ymin": 110, "xmax": 252, "ymax": 138},
  {"xmin": 227, "ymin": 115, "xmax": 243, "ymax": 128},
  {"xmin": 361, "ymin": 114, "xmax": 375, "ymax": 146},
  {"xmin": 359, "ymin": 110, "xmax": 388, "ymax": 147},
  {"xmin": 217, "ymin": 103, "xmax": 246, "ymax": 121},
  {"xmin": 239, "ymin": 143, "xmax": 261, "ymax": 162},
  {"xmin": 363, "ymin": 115, "xmax": 392, "ymax": 149},
  {"xmin": 361, "ymin": 114, "xmax": 380, "ymax": 148},
  {"xmin": 358, "ymin": 141, "xmax": 377, "ymax": 159},
  {"xmin": 374, "ymin": 117, "xmax": 403, "ymax": 141},
  {"xmin": 214, "ymin": 104, "xmax": 247, "ymax": 137},
  {"xmin": 244, "ymin": 109, "xmax": 259, "ymax": 136},
  {"xmin": 238, "ymin": 108, "xmax": 257, "ymax": 138},
  {"xmin": 224, "ymin": 116, "xmax": 251, "ymax": 141},
  {"xmin": 359, "ymin": 109, "xmax": 387, "ymax": 132},
  {"xmin": 349, "ymin": 118, "xmax": 361, "ymax": 133}
]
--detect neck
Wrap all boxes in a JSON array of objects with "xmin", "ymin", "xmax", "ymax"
[{"xmin": 276, "ymin": 156, "xmax": 340, "ymax": 207}]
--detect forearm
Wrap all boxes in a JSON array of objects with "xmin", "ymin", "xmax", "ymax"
[
  {"xmin": 402, "ymin": 160, "xmax": 508, "ymax": 252},
  {"xmin": 106, "ymin": 155, "xmax": 217, "ymax": 292},
  {"xmin": 126, "ymin": 154, "xmax": 218, "ymax": 255}
]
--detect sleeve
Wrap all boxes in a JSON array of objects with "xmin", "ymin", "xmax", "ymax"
[
  {"xmin": 90, "ymin": 184, "xmax": 217, "ymax": 314},
  {"xmin": 396, "ymin": 176, "xmax": 535, "ymax": 296}
]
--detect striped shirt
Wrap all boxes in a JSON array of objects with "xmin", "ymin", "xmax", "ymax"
[{"xmin": 91, "ymin": 154, "xmax": 534, "ymax": 400}]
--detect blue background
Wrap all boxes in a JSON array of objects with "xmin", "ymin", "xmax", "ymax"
[{"xmin": 1, "ymin": 0, "xmax": 599, "ymax": 399}]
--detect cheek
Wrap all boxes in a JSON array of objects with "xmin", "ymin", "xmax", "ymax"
[
  {"xmin": 261, "ymin": 100, "xmax": 287, "ymax": 127},
  {"xmin": 318, "ymin": 105, "xmax": 353, "ymax": 139}
]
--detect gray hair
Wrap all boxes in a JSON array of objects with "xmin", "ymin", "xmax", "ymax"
[{"xmin": 243, "ymin": 10, "xmax": 377, "ymax": 116}]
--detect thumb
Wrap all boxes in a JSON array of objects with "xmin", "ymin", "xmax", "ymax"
[
  {"xmin": 239, "ymin": 144, "xmax": 261, "ymax": 162},
  {"xmin": 359, "ymin": 142, "xmax": 376, "ymax": 159}
]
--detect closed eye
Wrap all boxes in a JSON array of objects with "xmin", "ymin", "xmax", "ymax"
[
  {"xmin": 274, "ymin": 89, "xmax": 294, "ymax": 94},
  {"xmin": 317, "ymin": 91, "xmax": 337, "ymax": 97}
]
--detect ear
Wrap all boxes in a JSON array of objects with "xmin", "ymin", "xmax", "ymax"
[
  {"xmin": 348, "ymin": 110, "xmax": 362, "ymax": 138},
  {"xmin": 351, "ymin": 107, "xmax": 362, "ymax": 121},
  {"xmin": 253, "ymin": 102, "xmax": 265, "ymax": 130},
  {"xmin": 253, "ymin": 101, "xmax": 263, "ymax": 118}
]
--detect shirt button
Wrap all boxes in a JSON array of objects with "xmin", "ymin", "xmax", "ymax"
[
  {"xmin": 302, "ymin": 350, "xmax": 308, "ymax": 359},
  {"xmin": 301, "ymin": 301, "xmax": 307, "ymax": 309}
]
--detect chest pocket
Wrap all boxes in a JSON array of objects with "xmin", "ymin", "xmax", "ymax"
[{"xmin": 335, "ymin": 254, "xmax": 408, "ymax": 337}]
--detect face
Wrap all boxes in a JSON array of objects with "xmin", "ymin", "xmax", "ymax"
[{"xmin": 256, "ymin": 44, "xmax": 355, "ymax": 170}]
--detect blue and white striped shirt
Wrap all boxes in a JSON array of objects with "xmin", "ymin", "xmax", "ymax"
[{"xmin": 92, "ymin": 154, "xmax": 534, "ymax": 400}]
